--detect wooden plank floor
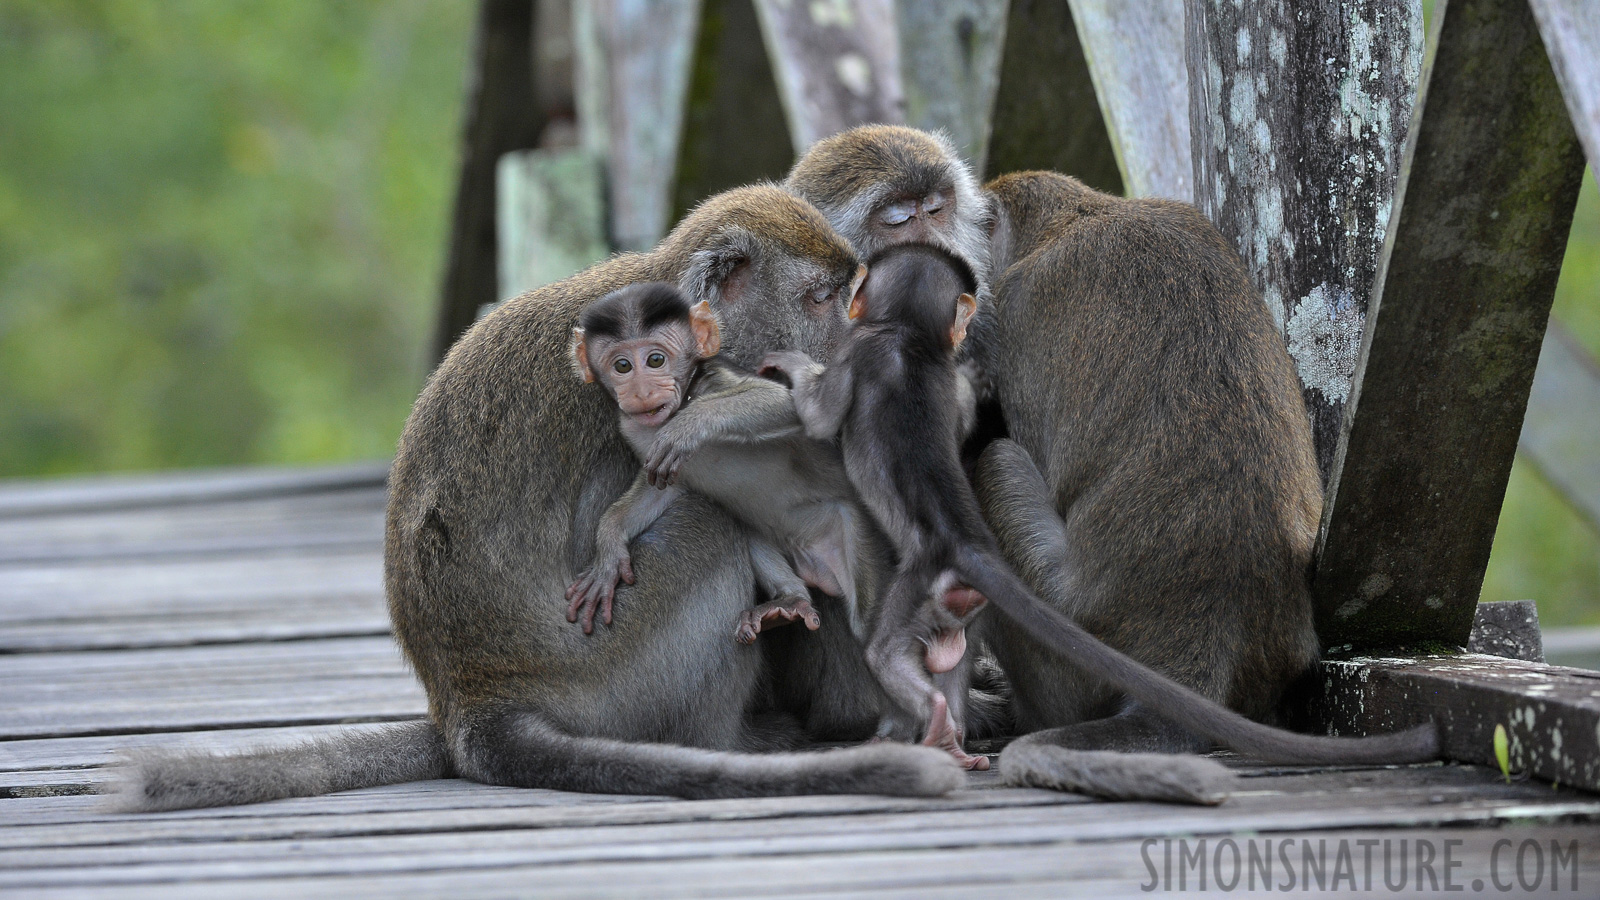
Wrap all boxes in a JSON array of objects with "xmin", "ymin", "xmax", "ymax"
[{"xmin": 3, "ymin": 466, "xmax": 1600, "ymax": 897}]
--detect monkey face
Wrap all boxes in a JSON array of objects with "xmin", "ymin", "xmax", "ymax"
[
  {"xmin": 586, "ymin": 326, "xmax": 699, "ymax": 427},
  {"xmin": 872, "ymin": 188, "xmax": 953, "ymax": 247}
]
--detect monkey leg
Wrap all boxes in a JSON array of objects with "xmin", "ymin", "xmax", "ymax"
[
  {"xmin": 737, "ymin": 537, "xmax": 822, "ymax": 644},
  {"xmin": 997, "ymin": 707, "xmax": 1233, "ymax": 805}
]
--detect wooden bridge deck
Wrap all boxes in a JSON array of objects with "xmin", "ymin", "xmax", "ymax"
[{"xmin": 3, "ymin": 466, "xmax": 1599, "ymax": 898}]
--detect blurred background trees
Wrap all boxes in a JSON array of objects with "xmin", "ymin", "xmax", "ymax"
[{"xmin": 0, "ymin": 1, "xmax": 1594, "ymax": 624}]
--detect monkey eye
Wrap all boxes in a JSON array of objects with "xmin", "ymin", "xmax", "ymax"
[
  {"xmin": 923, "ymin": 191, "xmax": 947, "ymax": 215},
  {"xmin": 646, "ymin": 351, "xmax": 666, "ymax": 368},
  {"xmin": 613, "ymin": 358, "xmax": 632, "ymax": 374},
  {"xmin": 879, "ymin": 200, "xmax": 916, "ymax": 226},
  {"xmin": 809, "ymin": 284, "xmax": 831, "ymax": 305}
]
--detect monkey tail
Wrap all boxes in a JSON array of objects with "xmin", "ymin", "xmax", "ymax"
[
  {"xmin": 954, "ymin": 548, "xmax": 1440, "ymax": 766},
  {"xmin": 105, "ymin": 720, "xmax": 450, "ymax": 812},
  {"xmin": 455, "ymin": 711, "xmax": 963, "ymax": 799}
]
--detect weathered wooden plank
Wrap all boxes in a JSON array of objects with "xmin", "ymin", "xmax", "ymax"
[
  {"xmin": 670, "ymin": 0, "xmax": 795, "ymax": 222},
  {"xmin": 1068, "ymin": 0, "xmax": 1190, "ymax": 200},
  {"xmin": 1295, "ymin": 654, "xmax": 1600, "ymax": 792},
  {"xmin": 494, "ymin": 148, "xmax": 608, "ymax": 300},
  {"xmin": 1468, "ymin": 600, "xmax": 1544, "ymax": 663},
  {"xmin": 751, "ymin": 0, "xmax": 902, "ymax": 153},
  {"xmin": 574, "ymin": 0, "xmax": 702, "ymax": 250},
  {"xmin": 1312, "ymin": 0, "xmax": 1588, "ymax": 649},
  {"xmin": 0, "ymin": 463, "xmax": 386, "ymax": 519},
  {"xmin": 7, "ymin": 791, "xmax": 1596, "ymax": 887},
  {"xmin": 984, "ymin": 0, "xmax": 1121, "ymax": 192},
  {"xmin": 434, "ymin": 0, "xmax": 546, "ymax": 361},
  {"xmin": 1519, "ymin": 323, "xmax": 1600, "ymax": 532},
  {"xmin": 1185, "ymin": 0, "xmax": 1424, "ymax": 479},
  {"xmin": 1529, "ymin": 0, "xmax": 1600, "ymax": 171},
  {"xmin": 895, "ymin": 0, "xmax": 1008, "ymax": 173},
  {"xmin": 4, "ymin": 820, "xmax": 1595, "ymax": 898}
]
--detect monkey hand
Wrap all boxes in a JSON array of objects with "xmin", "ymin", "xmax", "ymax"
[
  {"xmin": 565, "ymin": 550, "xmax": 635, "ymax": 634},
  {"xmin": 734, "ymin": 594, "xmax": 822, "ymax": 644},
  {"xmin": 757, "ymin": 351, "xmax": 821, "ymax": 389},
  {"xmin": 643, "ymin": 420, "xmax": 706, "ymax": 488}
]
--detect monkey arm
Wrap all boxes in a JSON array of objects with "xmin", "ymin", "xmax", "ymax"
[
  {"xmin": 643, "ymin": 372, "xmax": 802, "ymax": 487},
  {"xmin": 566, "ymin": 473, "xmax": 683, "ymax": 633},
  {"xmin": 763, "ymin": 349, "xmax": 853, "ymax": 441}
]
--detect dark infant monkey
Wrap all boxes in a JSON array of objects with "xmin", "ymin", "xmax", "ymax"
[
  {"xmin": 564, "ymin": 281, "xmax": 877, "ymax": 644},
  {"xmin": 762, "ymin": 243, "xmax": 1438, "ymax": 799},
  {"xmin": 109, "ymin": 186, "xmax": 962, "ymax": 812}
]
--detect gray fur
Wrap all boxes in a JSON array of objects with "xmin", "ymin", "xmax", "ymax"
[
  {"xmin": 998, "ymin": 741, "xmax": 1232, "ymax": 806},
  {"xmin": 105, "ymin": 721, "xmax": 448, "ymax": 813}
]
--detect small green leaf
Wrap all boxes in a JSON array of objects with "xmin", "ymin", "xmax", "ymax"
[{"xmin": 1494, "ymin": 724, "xmax": 1511, "ymax": 783}]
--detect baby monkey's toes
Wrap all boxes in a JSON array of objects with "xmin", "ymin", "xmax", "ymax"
[{"xmin": 734, "ymin": 595, "xmax": 822, "ymax": 644}]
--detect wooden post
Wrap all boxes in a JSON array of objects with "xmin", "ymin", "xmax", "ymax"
[
  {"xmin": 574, "ymin": 0, "xmax": 703, "ymax": 251},
  {"xmin": 1520, "ymin": 325, "xmax": 1600, "ymax": 533},
  {"xmin": 1184, "ymin": 0, "xmax": 1424, "ymax": 479},
  {"xmin": 895, "ymin": 0, "xmax": 1008, "ymax": 173},
  {"xmin": 1528, "ymin": 0, "xmax": 1600, "ymax": 172},
  {"xmin": 1067, "ymin": 0, "xmax": 1190, "ymax": 201},
  {"xmin": 1312, "ymin": 0, "xmax": 1587, "ymax": 650},
  {"xmin": 752, "ymin": 0, "xmax": 902, "ymax": 153},
  {"xmin": 433, "ymin": 0, "xmax": 544, "ymax": 364},
  {"xmin": 985, "ymin": 0, "xmax": 1120, "ymax": 192},
  {"xmin": 672, "ymin": 0, "xmax": 795, "ymax": 221}
]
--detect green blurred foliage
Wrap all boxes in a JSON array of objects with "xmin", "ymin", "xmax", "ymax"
[
  {"xmin": 0, "ymin": 1, "xmax": 471, "ymax": 475},
  {"xmin": 1481, "ymin": 173, "xmax": 1600, "ymax": 626},
  {"xmin": 0, "ymin": 1, "xmax": 1595, "ymax": 624}
]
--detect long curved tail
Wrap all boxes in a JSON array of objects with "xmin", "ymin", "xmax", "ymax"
[
  {"xmin": 956, "ymin": 547, "xmax": 1438, "ymax": 766},
  {"xmin": 107, "ymin": 720, "xmax": 450, "ymax": 812},
  {"xmin": 456, "ymin": 711, "xmax": 963, "ymax": 799}
]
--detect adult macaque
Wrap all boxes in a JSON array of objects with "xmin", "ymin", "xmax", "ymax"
[
  {"xmin": 111, "ymin": 186, "xmax": 961, "ymax": 812},
  {"xmin": 563, "ymin": 281, "xmax": 875, "ymax": 644},
  {"xmin": 762, "ymin": 243, "xmax": 1437, "ymax": 801}
]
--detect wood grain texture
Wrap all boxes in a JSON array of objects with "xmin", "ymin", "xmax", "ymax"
[
  {"xmin": 1529, "ymin": 0, "xmax": 1600, "ymax": 171},
  {"xmin": 896, "ymin": 0, "xmax": 1008, "ymax": 173},
  {"xmin": 671, "ymin": 0, "xmax": 795, "ymax": 222},
  {"xmin": 1068, "ymin": 0, "xmax": 1191, "ymax": 200},
  {"xmin": 574, "ymin": 0, "xmax": 703, "ymax": 250},
  {"xmin": 752, "ymin": 0, "xmax": 903, "ymax": 152},
  {"xmin": 984, "ymin": 0, "xmax": 1121, "ymax": 192},
  {"xmin": 1313, "ymin": 0, "xmax": 1588, "ymax": 650},
  {"xmin": 0, "ymin": 463, "xmax": 386, "ymax": 519},
  {"xmin": 1185, "ymin": 0, "xmax": 1423, "ymax": 479},
  {"xmin": 1292, "ymin": 653, "xmax": 1600, "ymax": 793}
]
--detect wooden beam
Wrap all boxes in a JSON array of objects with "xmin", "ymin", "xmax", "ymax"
[
  {"xmin": 1528, "ymin": 0, "xmax": 1600, "ymax": 171},
  {"xmin": 433, "ymin": 0, "xmax": 544, "ymax": 363},
  {"xmin": 895, "ymin": 0, "xmax": 1008, "ymax": 173},
  {"xmin": 1185, "ymin": 0, "xmax": 1424, "ymax": 480},
  {"xmin": 1068, "ymin": 0, "xmax": 1190, "ymax": 201},
  {"xmin": 1520, "ymin": 323, "xmax": 1600, "ymax": 533},
  {"xmin": 496, "ymin": 149, "xmax": 608, "ymax": 301},
  {"xmin": 574, "ymin": 0, "xmax": 703, "ymax": 251},
  {"xmin": 671, "ymin": 0, "xmax": 795, "ymax": 222},
  {"xmin": 752, "ymin": 0, "xmax": 902, "ymax": 153},
  {"xmin": 985, "ymin": 0, "xmax": 1120, "ymax": 192},
  {"xmin": 1312, "ymin": 0, "xmax": 1587, "ymax": 650},
  {"xmin": 1291, "ymin": 654, "xmax": 1600, "ymax": 793}
]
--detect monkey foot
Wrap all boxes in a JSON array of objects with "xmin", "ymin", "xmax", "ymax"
[
  {"xmin": 922, "ymin": 692, "xmax": 990, "ymax": 771},
  {"xmin": 734, "ymin": 596, "xmax": 821, "ymax": 644}
]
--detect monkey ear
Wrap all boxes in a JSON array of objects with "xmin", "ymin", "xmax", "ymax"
[
  {"xmin": 950, "ymin": 293, "xmax": 978, "ymax": 349},
  {"xmin": 847, "ymin": 269, "xmax": 870, "ymax": 320},
  {"xmin": 689, "ymin": 300, "xmax": 722, "ymax": 358},
  {"xmin": 570, "ymin": 327, "xmax": 597, "ymax": 383},
  {"xmin": 681, "ymin": 228, "xmax": 759, "ymax": 308}
]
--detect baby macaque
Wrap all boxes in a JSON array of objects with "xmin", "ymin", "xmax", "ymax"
[
  {"xmin": 565, "ymin": 281, "xmax": 870, "ymax": 643},
  {"xmin": 762, "ymin": 243, "xmax": 1437, "ymax": 779}
]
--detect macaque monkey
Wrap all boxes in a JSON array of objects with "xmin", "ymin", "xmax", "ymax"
[
  {"xmin": 564, "ymin": 281, "xmax": 873, "ymax": 644},
  {"xmin": 110, "ymin": 186, "xmax": 961, "ymax": 811},
  {"xmin": 762, "ymin": 243, "xmax": 1438, "ymax": 800}
]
